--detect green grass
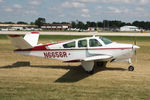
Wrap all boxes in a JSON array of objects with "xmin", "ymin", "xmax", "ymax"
[
  {"xmin": 0, "ymin": 81, "xmax": 149, "ymax": 100},
  {"xmin": 0, "ymin": 35, "xmax": 8, "ymax": 39},
  {"xmin": 104, "ymin": 36, "xmax": 150, "ymax": 42},
  {"xmin": 39, "ymin": 35, "xmax": 87, "ymax": 40},
  {"xmin": 1, "ymin": 34, "xmax": 150, "ymax": 41},
  {"xmin": 40, "ymin": 35, "xmax": 150, "ymax": 42}
]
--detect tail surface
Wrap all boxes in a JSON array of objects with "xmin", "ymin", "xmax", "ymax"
[{"xmin": 8, "ymin": 32, "xmax": 39, "ymax": 49}]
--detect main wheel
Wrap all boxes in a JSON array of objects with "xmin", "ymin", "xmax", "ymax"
[
  {"xmin": 95, "ymin": 61, "xmax": 107, "ymax": 68},
  {"xmin": 128, "ymin": 66, "xmax": 134, "ymax": 71},
  {"xmin": 87, "ymin": 69, "xmax": 94, "ymax": 74}
]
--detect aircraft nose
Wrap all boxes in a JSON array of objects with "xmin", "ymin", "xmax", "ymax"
[{"xmin": 133, "ymin": 45, "xmax": 140, "ymax": 49}]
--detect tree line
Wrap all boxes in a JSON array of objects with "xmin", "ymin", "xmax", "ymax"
[{"xmin": 1, "ymin": 17, "xmax": 150, "ymax": 30}]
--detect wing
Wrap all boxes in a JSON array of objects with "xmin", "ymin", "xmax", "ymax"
[{"xmin": 84, "ymin": 55, "xmax": 113, "ymax": 61}]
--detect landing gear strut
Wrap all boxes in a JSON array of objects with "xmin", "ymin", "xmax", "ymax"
[
  {"xmin": 128, "ymin": 58, "xmax": 134, "ymax": 71},
  {"xmin": 81, "ymin": 61, "xmax": 94, "ymax": 74}
]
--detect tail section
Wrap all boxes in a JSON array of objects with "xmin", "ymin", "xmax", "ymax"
[
  {"xmin": 24, "ymin": 32, "xmax": 39, "ymax": 47},
  {"xmin": 8, "ymin": 32, "xmax": 39, "ymax": 49}
]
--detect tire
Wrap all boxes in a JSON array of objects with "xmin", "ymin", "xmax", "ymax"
[
  {"xmin": 96, "ymin": 61, "xmax": 107, "ymax": 68},
  {"xmin": 87, "ymin": 69, "xmax": 94, "ymax": 74},
  {"xmin": 128, "ymin": 66, "xmax": 134, "ymax": 71}
]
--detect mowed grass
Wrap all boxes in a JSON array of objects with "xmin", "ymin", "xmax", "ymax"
[{"xmin": 0, "ymin": 35, "xmax": 150, "ymax": 100}]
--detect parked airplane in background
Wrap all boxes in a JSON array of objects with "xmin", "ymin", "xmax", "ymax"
[{"xmin": 8, "ymin": 32, "xmax": 140, "ymax": 74}]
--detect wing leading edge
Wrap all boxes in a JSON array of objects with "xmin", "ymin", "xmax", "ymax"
[{"xmin": 84, "ymin": 55, "xmax": 113, "ymax": 62}]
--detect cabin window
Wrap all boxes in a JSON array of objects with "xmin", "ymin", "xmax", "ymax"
[
  {"xmin": 63, "ymin": 41, "xmax": 75, "ymax": 48},
  {"xmin": 89, "ymin": 39, "xmax": 102, "ymax": 47},
  {"xmin": 99, "ymin": 37, "xmax": 112, "ymax": 45},
  {"xmin": 78, "ymin": 40, "xmax": 87, "ymax": 48}
]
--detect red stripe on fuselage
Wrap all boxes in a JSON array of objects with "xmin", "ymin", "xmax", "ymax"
[
  {"xmin": 15, "ymin": 47, "xmax": 132, "ymax": 52},
  {"xmin": 14, "ymin": 41, "xmax": 132, "ymax": 52}
]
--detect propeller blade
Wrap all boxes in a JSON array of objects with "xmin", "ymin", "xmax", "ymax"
[
  {"xmin": 135, "ymin": 49, "xmax": 137, "ymax": 63},
  {"xmin": 133, "ymin": 36, "xmax": 138, "ymax": 63},
  {"xmin": 134, "ymin": 37, "xmax": 136, "ymax": 45}
]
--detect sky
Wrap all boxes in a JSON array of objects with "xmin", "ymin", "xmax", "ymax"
[{"xmin": 0, "ymin": 0, "xmax": 150, "ymax": 23}]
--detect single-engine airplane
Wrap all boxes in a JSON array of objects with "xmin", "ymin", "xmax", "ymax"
[{"xmin": 8, "ymin": 32, "xmax": 140, "ymax": 74}]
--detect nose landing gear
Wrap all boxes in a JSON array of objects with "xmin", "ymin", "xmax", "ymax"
[{"xmin": 128, "ymin": 58, "xmax": 134, "ymax": 71}]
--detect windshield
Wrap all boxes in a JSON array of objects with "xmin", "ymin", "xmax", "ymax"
[{"xmin": 99, "ymin": 37, "xmax": 112, "ymax": 45}]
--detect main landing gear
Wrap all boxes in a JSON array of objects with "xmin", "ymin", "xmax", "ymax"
[
  {"xmin": 81, "ymin": 61, "xmax": 95, "ymax": 74},
  {"xmin": 81, "ymin": 61, "xmax": 107, "ymax": 74},
  {"xmin": 128, "ymin": 58, "xmax": 134, "ymax": 71}
]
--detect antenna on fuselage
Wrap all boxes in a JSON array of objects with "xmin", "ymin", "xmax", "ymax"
[{"xmin": 93, "ymin": 31, "xmax": 98, "ymax": 37}]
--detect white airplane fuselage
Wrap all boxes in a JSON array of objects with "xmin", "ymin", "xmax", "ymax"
[{"xmin": 14, "ymin": 37, "xmax": 135, "ymax": 63}]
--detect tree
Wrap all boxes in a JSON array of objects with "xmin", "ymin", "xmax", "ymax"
[
  {"xmin": 71, "ymin": 21, "xmax": 76, "ymax": 28},
  {"xmin": 30, "ymin": 22, "xmax": 35, "ymax": 25},
  {"xmin": 132, "ymin": 21, "xmax": 150, "ymax": 30},
  {"xmin": 52, "ymin": 22, "xmax": 60, "ymax": 24},
  {"xmin": 3, "ymin": 22, "xmax": 15, "ymax": 24},
  {"xmin": 97, "ymin": 22, "xmax": 103, "ymax": 27},
  {"xmin": 86, "ymin": 21, "xmax": 97, "ymax": 27},
  {"xmin": 103, "ymin": 20, "xmax": 109, "ymax": 28},
  {"xmin": 77, "ymin": 21, "xmax": 85, "ymax": 29},
  {"xmin": 90, "ymin": 22, "xmax": 96, "ymax": 27},
  {"xmin": 61, "ymin": 22, "xmax": 69, "ymax": 24},
  {"xmin": 86, "ymin": 21, "xmax": 91, "ymax": 28},
  {"xmin": 17, "ymin": 21, "xmax": 28, "ymax": 24},
  {"xmin": 35, "ymin": 17, "xmax": 46, "ymax": 28},
  {"xmin": 126, "ymin": 23, "xmax": 132, "ymax": 26},
  {"xmin": 108, "ymin": 20, "xmax": 123, "ymax": 28}
]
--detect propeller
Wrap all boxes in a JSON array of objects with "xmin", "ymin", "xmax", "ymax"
[
  {"xmin": 132, "ymin": 37, "xmax": 140, "ymax": 62},
  {"xmin": 134, "ymin": 37, "xmax": 137, "ymax": 62},
  {"xmin": 92, "ymin": 31, "xmax": 98, "ymax": 37}
]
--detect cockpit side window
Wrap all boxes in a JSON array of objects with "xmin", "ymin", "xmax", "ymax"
[
  {"xmin": 89, "ymin": 39, "xmax": 102, "ymax": 47},
  {"xmin": 63, "ymin": 41, "xmax": 75, "ymax": 48},
  {"xmin": 78, "ymin": 39, "xmax": 87, "ymax": 48}
]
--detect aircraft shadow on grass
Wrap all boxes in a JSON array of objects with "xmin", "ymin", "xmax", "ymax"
[
  {"xmin": 0, "ymin": 61, "xmax": 127, "ymax": 83},
  {"xmin": 0, "ymin": 61, "xmax": 30, "ymax": 68}
]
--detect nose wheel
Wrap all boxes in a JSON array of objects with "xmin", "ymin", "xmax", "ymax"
[
  {"xmin": 128, "ymin": 58, "xmax": 134, "ymax": 71},
  {"xmin": 128, "ymin": 65, "xmax": 134, "ymax": 71}
]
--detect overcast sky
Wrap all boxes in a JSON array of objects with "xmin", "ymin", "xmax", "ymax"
[{"xmin": 0, "ymin": 0, "xmax": 150, "ymax": 23}]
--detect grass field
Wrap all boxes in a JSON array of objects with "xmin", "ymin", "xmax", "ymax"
[{"xmin": 0, "ymin": 35, "xmax": 150, "ymax": 100}]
